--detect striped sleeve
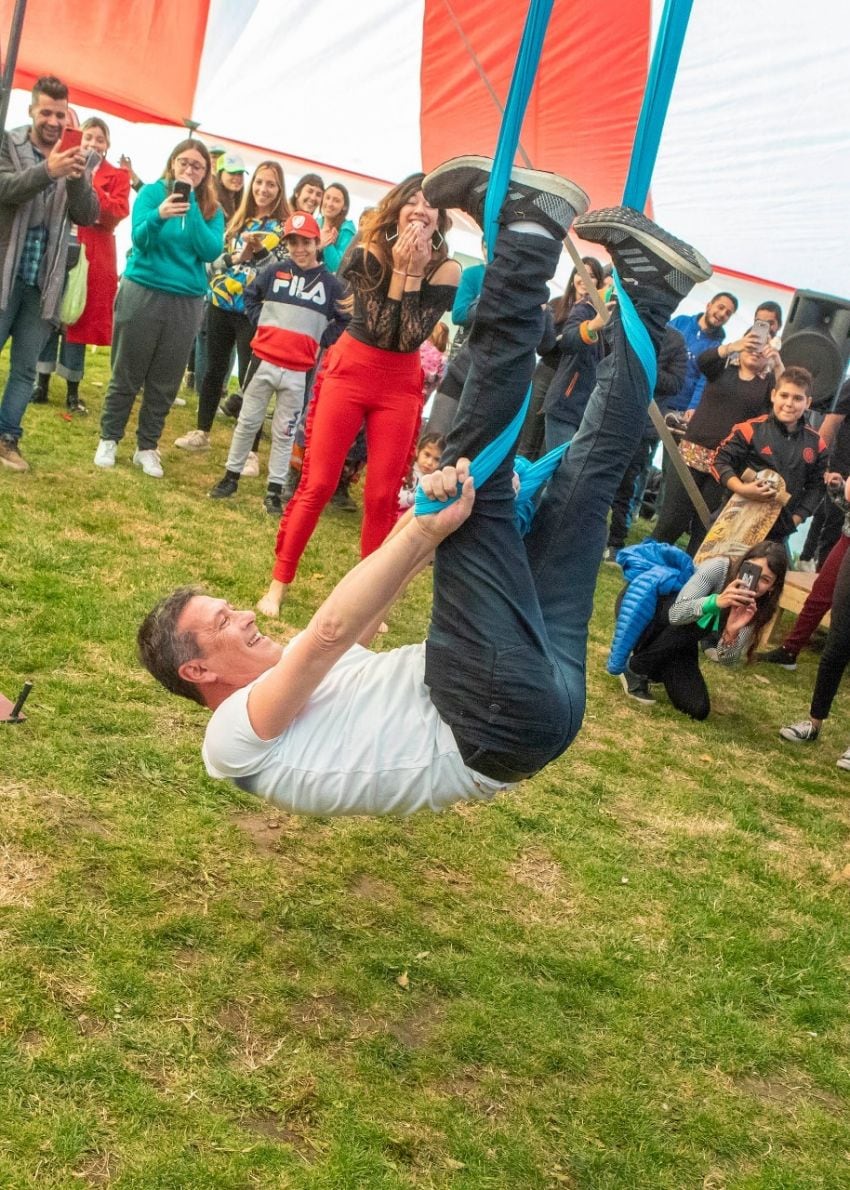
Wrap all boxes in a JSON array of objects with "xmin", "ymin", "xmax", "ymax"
[{"xmin": 669, "ymin": 556, "xmax": 730, "ymax": 625}]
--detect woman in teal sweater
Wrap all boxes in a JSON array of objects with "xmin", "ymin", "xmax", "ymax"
[
  {"xmin": 95, "ymin": 139, "xmax": 225, "ymax": 478},
  {"xmin": 317, "ymin": 182, "xmax": 356, "ymax": 273}
]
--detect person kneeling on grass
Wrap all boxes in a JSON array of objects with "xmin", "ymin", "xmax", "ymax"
[
  {"xmin": 618, "ymin": 541, "xmax": 787, "ymax": 718},
  {"xmin": 137, "ymin": 156, "xmax": 711, "ymax": 816},
  {"xmin": 208, "ymin": 212, "xmax": 349, "ymax": 515}
]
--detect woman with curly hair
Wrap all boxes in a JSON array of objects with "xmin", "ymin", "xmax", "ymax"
[
  {"xmin": 94, "ymin": 139, "xmax": 224, "ymax": 477},
  {"xmin": 258, "ymin": 172, "xmax": 459, "ymax": 615}
]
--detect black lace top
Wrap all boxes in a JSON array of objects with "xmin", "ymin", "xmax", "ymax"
[{"xmin": 341, "ymin": 248, "xmax": 456, "ymax": 354}]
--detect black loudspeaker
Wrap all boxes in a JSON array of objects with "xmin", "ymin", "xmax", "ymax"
[{"xmin": 781, "ymin": 290, "xmax": 850, "ymax": 409}]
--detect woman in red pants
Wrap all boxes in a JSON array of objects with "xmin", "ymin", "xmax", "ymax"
[{"xmin": 258, "ymin": 174, "xmax": 459, "ymax": 614}]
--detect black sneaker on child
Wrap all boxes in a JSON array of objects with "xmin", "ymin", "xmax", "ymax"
[
  {"xmin": 209, "ymin": 474, "xmax": 239, "ymax": 500},
  {"xmin": 755, "ymin": 645, "xmax": 798, "ymax": 671},
  {"xmin": 263, "ymin": 490, "xmax": 283, "ymax": 516},
  {"xmin": 422, "ymin": 155, "xmax": 589, "ymax": 241},
  {"xmin": 572, "ymin": 206, "xmax": 712, "ymax": 301},
  {"xmin": 619, "ymin": 662, "xmax": 656, "ymax": 705}
]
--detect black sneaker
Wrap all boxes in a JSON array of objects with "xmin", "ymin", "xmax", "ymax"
[
  {"xmin": 755, "ymin": 645, "xmax": 797, "ymax": 671},
  {"xmin": 66, "ymin": 398, "xmax": 88, "ymax": 416},
  {"xmin": 209, "ymin": 474, "xmax": 239, "ymax": 500},
  {"xmin": 263, "ymin": 490, "xmax": 283, "ymax": 516},
  {"xmin": 220, "ymin": 393, "xmax": 243, "ymax": 419},
  {"xmin": 422, "ymin": 155, "xmax": 589, "ymax": 241},
  {"xmin": 573, "ymin": 207, "xmax": 712, "ymax": 301},
  {"xmin": 30, "ymin": 386, "xmax": 49, "ymax": 405},
  {"xmin": 619, "ymin": 663, "xmax": 655, "ymax": 705}
]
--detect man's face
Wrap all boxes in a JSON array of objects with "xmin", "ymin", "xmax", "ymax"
[
  {"xmin": 704, "ymin": 296, "xmax": 736, "ymax": 330},
  {"xmin": 29, "ymin": 92, "xmax": 68, "ymax": 151},
  {"xmin": 755, "ymin": 307, "xmax": 780, "ymax": 337},
  {"xmin": 177, "ymin": 595, "xmax": 279, "ymax": 691},
  {"xmin": 771, "ymin": 380, "xmax": 811, "ymax": 425}
]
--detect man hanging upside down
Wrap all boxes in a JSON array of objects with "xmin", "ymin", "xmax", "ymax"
[{"xmin": 138, "ymin": 156, "xmax": 712, "ymax": 816}]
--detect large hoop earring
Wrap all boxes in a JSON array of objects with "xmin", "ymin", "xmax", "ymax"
[
  {"xmin": 385, "ymin": 224, "xmax": 399, "ymax": 243},
  {"xmin": 431, "ymin": 229, "xmax": 445, "ymax": 251}
]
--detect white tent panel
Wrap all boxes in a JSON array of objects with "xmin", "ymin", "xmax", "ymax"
[
  {"xmin": 652, "ymin": 0, "xmax": 850, "ymax": 292},
  {"xmin": 192, "ymin": 0, "xmax": 426, "ymax": 182}
]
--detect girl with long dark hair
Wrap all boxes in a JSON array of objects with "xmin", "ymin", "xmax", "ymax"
[{"xmin": 622, "ymin": 540, "xmax": 787, "ymax": 718}]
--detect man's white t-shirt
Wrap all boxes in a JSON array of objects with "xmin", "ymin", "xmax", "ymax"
[{"xmin": 202, "ymin": 640, "xmax": 509, "ymax": 816}]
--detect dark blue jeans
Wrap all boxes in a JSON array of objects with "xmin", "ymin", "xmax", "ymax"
[
  {"xmin": 0, "ymin": 277, "xmax": 52, "ymax": 442},
  {"xmin": 425, "ymin": 229, "xmax": 672, "ymax": 781}
]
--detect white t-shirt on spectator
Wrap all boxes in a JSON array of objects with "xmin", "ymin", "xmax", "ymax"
[{"xmin": 202, "ymin": 640, "xmax": 508, "ymax": 817}]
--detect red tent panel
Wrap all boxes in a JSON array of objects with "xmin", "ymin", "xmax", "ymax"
[
  {"xmin": 4, "ymin": 0, "xmax": 211, "ymax": 125},
  {"xmin": 420, "ymin": 0, "xmax": 650, "ymax": 210}
]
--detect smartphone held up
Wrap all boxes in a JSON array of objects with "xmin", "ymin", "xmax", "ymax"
[{"xmin": 737, "ymin": 561, "xmax": 762, "ymax": 593}]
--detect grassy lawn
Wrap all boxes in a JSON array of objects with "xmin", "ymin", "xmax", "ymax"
[{"xmin": 1, "ymin": 347, "xmax": 849, "ymax": 1189}]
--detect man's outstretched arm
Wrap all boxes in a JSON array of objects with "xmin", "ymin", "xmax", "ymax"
[{"xmin": 247, "ymin": 462, "xmax": 475, "ymax": 740}]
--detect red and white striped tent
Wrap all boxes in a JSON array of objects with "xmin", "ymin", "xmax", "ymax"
[{"xmin": 3, "ymin": 0, "xmax": 849, "ymax": 306}]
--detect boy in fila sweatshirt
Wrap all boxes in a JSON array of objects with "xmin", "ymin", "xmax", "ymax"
[{"xmin": 209, "ymin": 212, "xmax": 349, "ymax": 513}]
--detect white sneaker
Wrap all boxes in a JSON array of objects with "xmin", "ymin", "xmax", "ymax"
[
  {"xmin": 242, "ymin": 451, "xmax": 260, "ymax": 478},
  {"xmin": 172, "ymin": 395, "xmax": 187, "ymax": 407},
  {"xmin": 174, "ymin": 428, "xmax": 210, "ymax": 451},
  {"xmin": 133, "ymin": 448, "xmax": 164, "ymax": 478},
  {"xmin": 94, "ymin": 439, "xmax": 118, "ymax": 468},
  {"xmin": 796, "ymin": 558, "xmax": 817, "ymax": 573},
  {"xmin": 837, "ymin": 747, "xmax": 850, "ymax": 772}
]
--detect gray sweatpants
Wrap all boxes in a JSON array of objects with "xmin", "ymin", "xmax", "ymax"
[
  {"xmin": 225, "ymin": 358, "xmax": 306, "ymax": 484},
  {"xmin": 100, "ymin": 279, "xmax": 204, "ymax": 450}
]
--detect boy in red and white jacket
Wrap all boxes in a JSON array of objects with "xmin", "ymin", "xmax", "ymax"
[{"xmin": 209, "ymin": 212, "xmax": 348, "ymax": 513}]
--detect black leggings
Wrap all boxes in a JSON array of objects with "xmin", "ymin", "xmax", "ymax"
[
  {"xmin": 629, "ymin": 594, "xmax": 711, "ymax": 720},
  {"xmin": 197, "ymin": 304, "xmax": 255, "ymax": 432},
  {"xmin": 810, "ymin": 545, "xmax": 850, "ymax": 721}
]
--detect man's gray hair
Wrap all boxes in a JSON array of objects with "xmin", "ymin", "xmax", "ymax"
[{"xmin": 137, "ymin": 587, "xmax": 206, "ymax": 706}]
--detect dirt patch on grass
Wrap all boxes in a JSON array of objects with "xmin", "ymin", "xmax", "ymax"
[
  {"xmin": 733, "ymin": 1070, "xmax": 844, "ymax": 1115},
  {"xmin": 421, "ymin": 860, "xmax": 473, "ymax": 890},
  {"xmin": 230, "ymin": 809, "xmax": 294, "ymax": 854},
  {"xmin": 386, "ymin": 1001, "xmax": 444, "ymax": 1048},
  {"xmin": 288, "ymin": 993, "xmax": 352, "ymax": 1034},
  {"xmin": 0, "ymin": 841, "xmax": 51, "ymax": 907},
  {"xmin": 348, "ymin": 873, "xmax": 398, "ymax": 904},
  {"xmin": 70, "ymin": 1152, "xmax": 119, "ymax": 1185},
  {"xmin": 241, "ymin": 1109, "xmax": 318, "ymax": 1159}
]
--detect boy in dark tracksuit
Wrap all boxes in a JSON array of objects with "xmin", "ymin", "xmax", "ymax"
[
  {"xmin": 209, "ymin": 212, "xmax": 348, "ymax": 513},
  {"xmin": 712, "ymin": 365, "xmax": 827, "ymax": 541}
]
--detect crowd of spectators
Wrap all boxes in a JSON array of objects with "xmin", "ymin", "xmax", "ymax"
[{"xmin": 1, "ymin": 74, "xmax": 848, "ymax": 773}]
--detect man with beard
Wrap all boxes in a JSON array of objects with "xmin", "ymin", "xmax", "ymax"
[{"xmin": 0, "ymin": 75, "xmax": 98, "ymax": 471}]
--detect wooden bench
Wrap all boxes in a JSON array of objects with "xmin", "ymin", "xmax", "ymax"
[{"xmin": 763, "ymin": 570, "xmax": 831, "ymax": 644}]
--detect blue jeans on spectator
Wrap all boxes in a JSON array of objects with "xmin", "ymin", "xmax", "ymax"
[
  {"xmin": 38, "ymin": 329, "xmax": 86, "ymax": 382},
  {"xmin": 0, "ymin": 277, "xmax": 52, "ymax": 442},
  {"xmin": 425, "ymin": 228, "xmax": 671, "ymax": 782}
]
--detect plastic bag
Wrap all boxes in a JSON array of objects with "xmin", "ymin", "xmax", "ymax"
[{"xmin": 60, "ymin": 243, "xmax": 89, "ymax": 326}]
